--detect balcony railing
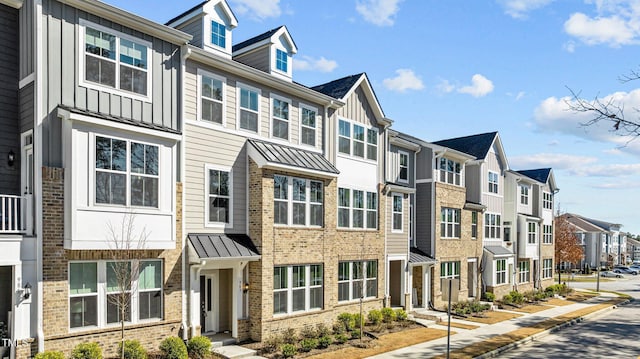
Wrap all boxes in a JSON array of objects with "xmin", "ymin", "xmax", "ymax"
[{"xmin": 0, "ymin": 194, "xmax": 32, "ymax": 234}]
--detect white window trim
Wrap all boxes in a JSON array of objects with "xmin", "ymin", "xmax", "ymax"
[
  {"xmin": 197, "ymin": 69, "xmax": 226, "ymax": 127},
  {"xmin": 273, "ymin": 264, "xmax": 323, "ymax": 316},
  {"xmin": 484, "ymin": 212, "xmax": 502, "ymax": 240},
  {"xmin": 236, "ymin": 81, "xmax": 261, "ymax": 135},
  {"xmin": 496, "ymin": 259, "xmax": 507, "ymax": 285},
  {"xmin": 270, "ymin": 94, "xmax": 292, "ymax": 141},
  {"xmin": 204, "ymin": 164, "xmax": 233, "ymax": 229},
  {"xmin": 68, "ymin": 259, "xmax": 163, "ymax": 331},
  {"xmin": 273, "ymin": 175, "xmax": 323, "ymax": 228},
  {"xmin": 518, "ymin": 261, "xmax": 530, "ymax": 283},
  {"xmin": 338, "ymin": 261, "xmax": 377, "ymax": 302},
  {"xmin": 520, "ymin": 185, "xmax": 530, "ymax": 205},
  {"xmin": 210, "ymin": 20, "xmax": 226, "ymax": 49},
  {"xmin": 527, "ymin": 222, "xmax": 537, "ymax": 244},
  {"xmin": 78, "ymin": 19, "xmax": 153, "ymax": 103},
  {"xmin": 543, "ymin": 192, "xmax": 553, "ymax": 210},
  {"xmin": 398, "ymin": 150, "xmax": 409, "ymax": 183},
  {"xmin": 298, "ymin": 103, "xmax": 318, "ymax": 148},
  {"xmin": 488, "ymin": 171, "xmax": 499, "ymax": 194},
  {"xmin": 543, "ymin": 224, "xmax": 553, "ymax": 244},
  {"xmin": 391, "ymin": 193, "xmax": 404, "ymax": 233},
  {"xmin": 336, "ymin": 118, "xmax": 378, "ymax": 164},
  {"xmin": 437, "ymin": 157, "xmax": 463, "ymax": 186},
  {"xmin": 337, "ymin": 186, "xmax": 378, "ymax": 230},
  {"xmin": 542, "ymin": 258, "xmax": 553, "ymax": 279},
  {"xmin": 440, "ymin": 207, "xmax": 461, "ymax": 239},
  {"xmin": 271, "ymin": 46, "xmax": 292, "ymax": 79},
  {"xmin": 91, "ymin": 133, "xmax": 162, "ymax": 211}
]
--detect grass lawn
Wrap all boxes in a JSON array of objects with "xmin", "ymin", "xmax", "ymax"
[
  {"xmin": 441, "ymin": 321, "xmax": 480, "ymax": 330},
  {"xmin": 511, "ymin": 304, "xmax": 553, "ymax": 314},
  {"xmin": 462, "ymin": 310, "xmax": 522, "ymax": 324}
]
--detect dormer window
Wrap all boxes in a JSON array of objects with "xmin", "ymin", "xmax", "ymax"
[
  {"xmin": 276, "ymin": 49, "xmax": 288, "ymax": 72},
  {"xmin": 211, "ymin": 21, "xmax": 226, "ymax": 48}
]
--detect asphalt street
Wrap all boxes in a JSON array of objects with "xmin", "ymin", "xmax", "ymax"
[{"xmin": 500, "ymin": 274, "xmax": 640, "ymax": 358}]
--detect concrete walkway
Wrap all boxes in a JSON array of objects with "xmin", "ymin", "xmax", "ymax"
[{"xmin": 368, "ymin": 292, "xmax": 620, "ymax": 358}]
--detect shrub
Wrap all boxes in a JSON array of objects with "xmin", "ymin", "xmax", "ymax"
[
  {"xmin": 315, "ymin": 323, "xmax": 332, "ymax": 337},
  {"xmin": 280, "ymin": 344, "xmax": 297, "ymax": 358},
  {"xmin": 484, "ymin": 292, "xmax": 496, "ymax": 302},
  {"xmin": 334, "ymin": 333, "xmax": 349, "ymax": 344},
  {"xmin": 381, "ymin": 307, "xmax": 396, "ymax": 323},
  {"xmin": 300, "ymin": 326, "xmax": 317, "ymax": 339},
  {"xmin": 502, "ymin": 293, "xmax": 513, "ymax": 305},
  {"xmin": 299, "ymin": 338, "xmax": 318, "ymax": 352},
  {"xmin": 332, "ymin": 321, "xmax": 346, "ymax": 334},
  {"xmin": 159, "ymin": 337, "xmax": 187, "ymax": 359},
  {"xmin": 469, "ymin": 300, "xmax": 489, "ymax": 313},
  {"xmin": 367, "ymin": 309, "xmax": 383, "ymax": 325},
  {"xmin": 318, "ymin": 335, "xmax": 332, "ymax": 349},
  {"xmin": 353, "ymin": 313, "xmax": 364, "ymax": 328},
  {"xmin": 186, "ymin": 336, "xmax": 210, "ymax": 359},
  {"xmin": 119, "ymin": 340, "xmax": 147, "ymax": 359},
  {"xmin": 71, "ymin": 342, "xmax": 102, "ymax": 359},
  {"xmin": 337, "ymin": 313, "xmax": 355, "ymax": 331},
  {"xmin": 350, "ymin": 330, "xmax": 361, "ymax": 340},
  {"xmin": 394, "ymin": 308, "xmax": 408, "ymax": 321},
  {"xmin": 35, "ymin": 351, "xmax": 66, "ymax": 359},
  {"xmin": 282, "ymin": 328, "xmax": 298, "ymax": 345},
  {"xmin": 261, "ymin": 335, "xmax": 283, "ymax": 354},
  {"xmin": 509, "ymin": 291, "xmax": 525, "ymax": 305}
]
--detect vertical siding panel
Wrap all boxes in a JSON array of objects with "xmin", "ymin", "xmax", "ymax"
[
  {"xmin": 99, "ymin": 91, "xmax": 110, "ymax": 114},
  {"xmin": 121, "ymin": 97, "xmax": 132, "ymax": 119},
  {"xmin": 161, "ymin": 41, "xmax": 171, "ymax": 128},
  {"xmin": 151, "ymin": 37, "xmax": 162, "ymax": 126},
  {"xmin": 110, "ymin": 94, "xmax": 121, "ymax": 117},
  {"xmin": 226, "ymin": 78, "xmax": 236, "ymax": 129},
  {"xmin": 132, "ymin": 100, "xmax": 142, "ymax": 122},
  {"xmin": 48, "ymin": 2, "xmax": 62, "ymax": 114},
  {"xmin": 86, "ymin": 88, "xmax": 99, "ymax": 112},
  {"xmin": 142, "ymin": 102, "xmax": 152, "ymax": 125},
  {"xmin": 170, "ymin": 45, "xmax": 178, "ymax": 130},
  {"xmin": 61, "ymin": 4, "xmax": 75, "ymax": 107}
]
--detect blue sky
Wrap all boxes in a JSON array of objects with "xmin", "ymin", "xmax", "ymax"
[{"xmin": 106, "ymin": 0, "xmax": 640, "ymax": 234}]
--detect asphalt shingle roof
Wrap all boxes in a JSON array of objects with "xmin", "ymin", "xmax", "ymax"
[
  {"xmin": 433, "ymin": 132, "xmax": 498, "ymax": 159},
  {"xmin": 311, "ymin": 73, "xmax": 364, "ymax": 99},
  {"xmin": 188, "ymin": 233, "xmax": 260, "ymax": 259},
  {"xmin": 516, "ymin": 168, "xmax": 551, "ymax": 184},
  {"xmin": 232, "ymin": 26, "xmax": 295, "ymax": 52}
]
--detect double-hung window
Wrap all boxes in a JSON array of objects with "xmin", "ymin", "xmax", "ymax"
[
  {"xmin": 276, "ymin": 49, "xmax": 288, "ymax": 72},
  {"xmin": 496, "ymin": 259, "xmax": 507, "ymax": 284},
  {"xmin": 542, "ymin": 259, "xmax": 553, "ymax": 278},
  {"xmin": 543, "ymin": 192, "xmax": 553, "ymax": 210},
  {"xmin": 95, "ymin": 136, "xmax": 159, "ymax": 208},
  {"xmin": 211, "ymin": 21, "xmax": 226, "ymax": 48},
  {"xmin": 338, "ymin": 188, "xmax": 377, "ymax": 229},
  {"xmin": 274, "ymin": 175, "xmax": 323, "ymax": 226},
  {"xmin": 337, "ymin": 119, "xmax": 377, "ymax": 161},
  {"xmin": 488, "ymin": 171, "xmax": 499, "ymax": 193},
  {"xmin": 543, "ymin": 224, "xmax": 553, "ymax": 244},
  {"xmin": 520, "ymin": 185, "xmax": 529, "ymax": 205},
  {"xmin": 518, "ymin": 261, "xmax": 530, "ymax": 283},
  {"xmin": 440, "ymin": 208, "xmax": 461, "ymax": 238},
  {"xmin": 272, "ymin": 96, "xmax": 290, "ymax": 140},
  {"xmin": 398, "ymin": 152, "xmax": 409, "ymax": 182},
  {"xmin": 338, "ymin": 261, "xmax": 377, "ymax": 301},
  {"xmin": 70, "ymin": 262, "xmax": 98, "ymax": 328},
  {"xmin": 367, "ymin": 129, "xmax": 377, "ymax": 161},
  {"xmin": 138, "ymin": 261, "xmax": 162, "ymax": 320},
  {"xmin": 300, "ymin": 105, "xmax": 317, "ymax": 147},
  {"xmin": 471, "ymin": 211, "xmax": 478, "ymax": 239},
  {"xmin": 392, "ymin": 194, "xmax": 403, "ymax": 232},
  {"xmin": 82, "ymin": 21, "xmax": 150, "ymax": 98},
  {"xmin": 338, "ymin": 120, "xmax": 351, "ymax": 155},
  {"xmin": 106, "ymin": 261, "xmax": 131, "ymax": 324},
  {"xmin": 484, "ymin": 213, "xmax": 501, "ymax": 239},
  {"xmin": 440, "ymin": 261, "xmax": 460, "ymax": 289},
  {"xmin": 438, "ymin": 158, "xmax": 461, "ymax": 185},
  {"xmin": 273, "ymin": 264, "xmax": 323, "ymax": 315},
  {"xmin": 200, "ymin": 72, "xmax": 224, "ymax": 124},
  {"xmin": 206, "ymin": 166, "xmax": 231, "ymax": 225},
  {"xmin": 353, "ymin": 124, "xmax": 365, "ymax": 158},
  {"xmin": 238, "ymin": 84, "xmax": 259, "ymax": 132},
  {"xmin": 527, "ymin": 222, "xmax": 537, "ymax": 244}
]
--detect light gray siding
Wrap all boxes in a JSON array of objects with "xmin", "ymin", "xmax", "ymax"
[
  {"xmin": 0, "ymin": 3, "xmax": 21, "ymax": 195},
  {"xmin": 41, "ymin": 0, "xmax": 181, "ymax": 166},
  {"xmin": 415, "ymin": 182, "xmax": 433, "ymax": 256},
  {"xmin": 177, "ymin": 18, "xmax": 202, "ymax": 48},
  {"xmin": 234, "ymin": 47, "xmax": 270, "ymax": 73},
  {"xmin": 19, "ymin": 0, "xmax": 34, "ymax": 79},
  {"xmin": 388, "ymin": 144, "xmax": 415, "ymax": 187}
]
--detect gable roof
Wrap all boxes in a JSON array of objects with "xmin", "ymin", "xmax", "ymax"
[
  {"xmin": 433, "ymin": 132, "xmax": 498, "ymax": 159},
  {"xmin": 232, "ymin": 25, "xmax": 297, "ymax": 54},
  {"xmin": 312, "ymin": 73, "xmax": 390, "ymax": 125},
  {"xmin": 580, "ymin": 216, "xmax": 622, "ymax": 232},
  {"xmin": 166, "ymin": 0, "xmax": 238, "ymax": 29},
  {"xmin": 517, "ymin": 168, "xmax": 550, "ymax": 184},
  {"xmin": 560, "ymin": 213, "xmax": 607, "ymax": 233}
]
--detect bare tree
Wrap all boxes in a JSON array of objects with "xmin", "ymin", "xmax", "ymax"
[
  {"xmin": 106, "ymin": 212, "xmax": 148, "ymax": 359},
  {"xmin": 567, "ymin": 68, "xmax": 640, "ymax": 139},
  {"xmin": 554, "ymin": 213, "xmax": 584, "ymax": 284}
]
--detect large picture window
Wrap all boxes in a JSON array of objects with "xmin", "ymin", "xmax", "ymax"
[
  {"xmin": 484, "ymin": 213, "xmax": 501, "ymax": 239},
  {"xmin": 338, "ymin": 187, "xmax": 377, "ymax": 229},
  {"xmin": 273, "ymin": 264, "xmax": 323, "ymax": 315},
  {"xmin": 69, "ymin": 260, "xmax": 162, "ymax": 329},
  {"xmin": 274, "ymin": 175, "xmax": 323, "ymax": 226},
  {"xmin": 440, "ymin": 208, "xmax": 461, "ymax": 238},
  {"xmin": 206, "ymin": 167, "xmax": 231, "ymax": 225},
  {"xmin": 338, "ymin": 261, "xmax": 377, "ymax": 301},
  {"xmin": 82, "ymin": 21, "xmax": 151, "ymax": 98},
  {"xmin": 438, "ymin": 158, "xmax": 461, "ymax": 185},
  {"xmin": 95, "ymin": 136, "xmax": 158, "ymax": 208},
  {"xmin": 238, "ymin": 84, "xmax": 259, "ymax": 132}
]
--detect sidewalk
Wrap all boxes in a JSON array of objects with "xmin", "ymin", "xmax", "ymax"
[{"xmin": 368, "ymin": 292, "xmax": 624, "ymax": 358}]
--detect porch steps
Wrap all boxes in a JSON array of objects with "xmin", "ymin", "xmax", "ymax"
[
  {"xmin": 212, "ymin": 345, "xmax": 262, "ymax": 359},
  {"xmin": 210, "ymin": 337, "xmax": 238, "ymax": 348},
  {"xmin": 411, "ymin": 310, "xmax": 449, "ymax": 323}
]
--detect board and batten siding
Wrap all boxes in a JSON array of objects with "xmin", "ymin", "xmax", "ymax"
[
  {"xmin": 233, "ymin": 47, "xmax": 270, "ymax": 73},
  {"xmin": 415, "ymin": 182, "xmax": 433, "ymax": 256},
  {"xmin": 481, "ymin": 147, "xmax": 505, "ymax": 214},
  {"xmin": 184, "ymin": 59, "xmax": 324, "ymax": 151},
  {"xmin": 0, "ymin": 3, "xmax": 21, "ymax": 195},
  {"xmin": 40, "ymin": 0, "xmax": 181, "ymax": 167},
  {"xmin": 19, "ymin": 0, "xmax": 34, "ymax": 79},
  {"xmin": 184, "ymin": 123, "xmax": 248, "ymax": 234},
  {"xmin": 386, "ymin": 192, "xmax": 409, "ymax": 256}
]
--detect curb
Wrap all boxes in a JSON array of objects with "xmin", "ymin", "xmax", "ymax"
[{"xmin": 474, "ymin": 299, "xmax": 628, "ymax": 359}]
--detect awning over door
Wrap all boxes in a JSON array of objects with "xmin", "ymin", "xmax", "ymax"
[{"xmin": 188, "ymin": 233, "xmax": 260, "ymax": 260}]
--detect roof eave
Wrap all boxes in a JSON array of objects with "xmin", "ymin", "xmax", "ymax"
[{"xmin": 0, "ymin": 0, "xmax": 22, "ymax": 8}]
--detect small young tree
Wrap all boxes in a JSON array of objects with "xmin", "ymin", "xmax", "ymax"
[
  {"xmin": 107, "ymin": 213, "xmax": 148, "ymax": 359},
  {"xmin": 555, "ymin": 212, "xmax": 584, "ymax": 284}
]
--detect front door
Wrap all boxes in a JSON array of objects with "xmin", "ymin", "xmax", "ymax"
[
  {"xmin": 467, "ymin": 260, "xmax": 477, "ymax": 298},
  {"xmin": 199, "ymin": 275, "xmax": 213, "ymax": 333}
]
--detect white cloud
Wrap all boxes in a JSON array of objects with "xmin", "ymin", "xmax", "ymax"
[
  {"xmin": 458, "ymin": 74, "xmax": 494, "ymax": 97},
  {"xmin": 592, "ymin": 181, "xmax": 640, "ymax": 189},
  {"xmin": 563, "ymin": 1, "xmax": 640, "ymax": 47},
  {"xmin": 509, "ymin": 153, "xmax": 598, "ymax": 170},
  {"xmin": 570, "ymin": 163, "xmax": 640, "ymax": 177},
  {"xmin": 498, "ymin": 0, "xmax": 555, "ymax": 19},
  {"xmin": 294, "ymin": 56, "xmax": 338, "ymax": 73},
  {"xmin": 356, "ymin": 0, "xmax": 402, "ymax": 26},
  {"xmin": 563, "ymin": 40, "xmax": 577, "ymax": 53},
  {"xmin": 382, "ymin": 69, "xmax": 424, "ymax": 92},
  {"xmin": 436, "ymin": 79, "xmax": 455, "ymax": 93},
  {"xmin": 231, "ymin": 0, "xmax": 281, "ymax": 20},
  {"xmin": 515, "ymin": 91, "xmax": 526, "ymax": 101}
]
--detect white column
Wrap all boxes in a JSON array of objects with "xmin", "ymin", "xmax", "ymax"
[{"xmin": 189, "ymin": 266, "xmax": 201, "ymax": 337}]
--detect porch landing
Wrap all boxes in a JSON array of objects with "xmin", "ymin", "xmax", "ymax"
[{"xmin": 212, "ymin": 345, "xmax": 262, "ymax": 359}]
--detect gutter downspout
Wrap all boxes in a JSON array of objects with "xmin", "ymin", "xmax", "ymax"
[
  {"xmin": 35, "ymin": 0, "xmax": 44, "ymax": 352},
  {"xmin": 382, "ymin": 123, "xmax": 391, "ymax": 306},
  {"xmin": 180, "ymin": 44, "xmax": 191, "ymax": 340},
  {"xmin": 513, "ymin": 178, "xmax": 521, "ymax": 292}
]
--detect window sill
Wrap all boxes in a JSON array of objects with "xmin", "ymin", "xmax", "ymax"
[
  {"xmin": 336, "ymin": 297, "xmax": 380, "ymax": 306},
  {"xmin": 273, "ymin": 225, "xmax": 324, "ymax": 230},
  {"xmin": 60, "ymin": 318, "xmax": 174, "ymax": 340},
  {"xmin": 337, "ymin": 228, "xmax": 379, "ymax": 232},
  {"xmin": 272, "ymin": 308, "xmax": 323, "ymax": 319}
]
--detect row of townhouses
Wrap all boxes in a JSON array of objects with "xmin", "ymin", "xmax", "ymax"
[
  {"xmin": 560, "ymin": 213, "xmax": 628, "ymax": 268},
  {"xmin": 0, "ymin": 0, "xmax": 559, "ymax": 358}
]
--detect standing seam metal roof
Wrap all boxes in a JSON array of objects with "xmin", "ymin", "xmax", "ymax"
[
  {"xmin": 248, "ymin": 139, "xmax": 339, "ymax": 174},
  {"xmin": 188, "ymin": 233, "xmax": 260, "ymax": 259}
]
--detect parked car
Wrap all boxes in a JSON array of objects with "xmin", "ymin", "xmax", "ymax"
[
  {"xmin": 629, "ymin": 264, "xmax": 640, "ymax": 271},
  {"xmin": 613, "ymin": 266, "xmax": 638, "ymax": 275},
  {"xmin": 600, "ymin": 271, "xmax": 624, "ymax": 278}
]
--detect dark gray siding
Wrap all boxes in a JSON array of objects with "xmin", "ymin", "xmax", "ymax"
[
  {"xmin": 177, "ymin": 18, "xmax": 202, "ymax": 48},
  {"xmin": 19, "ymin": 0, "xmax": 34, "ymax": 79},
  {"xmin": 416, "ymin": 146, "xmax": 433, "ymax": 180},
  {"xmin": 41, "ymin": 0, "xmax": 181, "ymax": 166},
  {"xmin": 0, "ymin": 3, "xmax": 21, "ymax": 195},
  {"xmin": 415, "ymin": 182, "xmax": 433, "ymax": 256},
  {"xmin": 19, "ymin": 82, "xmax": 34, "ymax": 133}
]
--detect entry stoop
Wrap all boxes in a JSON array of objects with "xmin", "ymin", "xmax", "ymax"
[{"xmin": 212, "ymin": 345, "xmax": 262, "ymax": 359}]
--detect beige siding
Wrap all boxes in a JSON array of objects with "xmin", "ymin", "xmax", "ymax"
[
  {"xmin": 483, "ymin": 147, "xmax": 505, "ymax": 214},
  {"xmin": 386, "ymin": 192, "xmax": 409, "ymax": 256},
  {"xmin": 234, "ymin": 47, "xmax": 270, "ymax": 73},
  {"xmin": 185, "ymin": 123, "xmax": 248, "ymax": 234}
]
